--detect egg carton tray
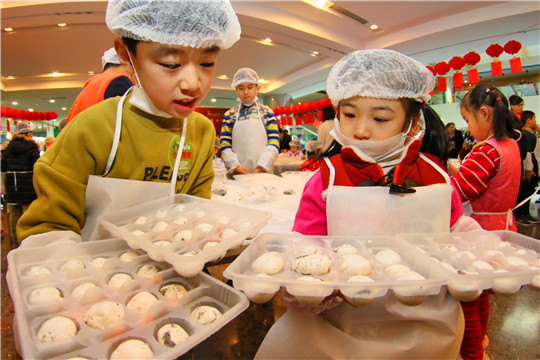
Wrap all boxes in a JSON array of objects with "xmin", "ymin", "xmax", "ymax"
[
  {"xmin": 7, "ymin": 238, "xmax": 249, "ymax": 360},
  {"xmin": 98, "ymin": 194, "xmax": 271, "ymax": 276},
  {"xmin": 399, "ymin": 231, "xmax": 540, "ymax": 301},
  {"xmin": 223, "ymin": 233, "xmax": 448, "ymax": 307}
]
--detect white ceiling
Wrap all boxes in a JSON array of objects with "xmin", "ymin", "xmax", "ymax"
[{"xmin": 1, "ymin": 0, "xmax": 539, "ymax": 123}]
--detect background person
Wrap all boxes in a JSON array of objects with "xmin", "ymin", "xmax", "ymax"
[
  {"xmin": 446, "ymin": 122, "xmax": 464, "ymax": 159},
  {"xmin": 1, "ymin": 122, "xmax": 40, "ymax": 248},
  {"xmin": 316, "ymin": 105, "xmax": 336, "ymax": 152},
  {"xmin": 508, "ymin": 94, "xmax": 524, "ymax": 120},
  {"xmin": 220, "ymin": 68, "xmax": 280, "ymax": 175},
  {"xmin": 66, "ymin": 47, "xmax": 133, "ymax": 124}
]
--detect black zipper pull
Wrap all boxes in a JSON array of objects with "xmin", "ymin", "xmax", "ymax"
[{"xmin": 389, "ymin": 183, "xmax": 416, "ymax": 195}]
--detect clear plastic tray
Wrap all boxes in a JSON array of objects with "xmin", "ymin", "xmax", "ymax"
[
  {"xmin": 98, "ymin": 194, "xmax": 271, "ymax": 276},
  {"xmin": 399, "ymin": 231, "xmax": 540, "ymax": 301},
  {"xmin": 223, "ymin": 233, "xmax": 447, "ymax": 306},
  {"xmin": 7, "ymin": 238, "xmax": 249, "ymax": 360}
]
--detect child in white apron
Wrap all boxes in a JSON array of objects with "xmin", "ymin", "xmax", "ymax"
[{"xmin": 256, "ymin": 49, "xmax": 481, "ymax": 360}]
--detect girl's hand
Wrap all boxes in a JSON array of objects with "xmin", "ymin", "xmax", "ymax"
[
  {"xmin": 233, "ymin": 166, "xmax": 250, "ymax": 175},
  {"xmin": 282, "ymin": 288, "xmax": 343, "ymax": 316}
]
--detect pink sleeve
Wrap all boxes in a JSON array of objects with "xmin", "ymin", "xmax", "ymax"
[
  {"xmin": 450, "ymin": 181, "xmax": 464, "ymax": 227},
  {"xmin": 292, "ymin": 171, "xmax": 328, "ymax": 235}
]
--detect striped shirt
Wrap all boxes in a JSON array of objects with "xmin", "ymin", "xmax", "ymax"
[
  {"xmin": 452, "ymin": 143, "xmax": 501, "ymax": 201},
  {"xmin": 220, "ymin": 103, "xmax": 280, "ymax": 151}
]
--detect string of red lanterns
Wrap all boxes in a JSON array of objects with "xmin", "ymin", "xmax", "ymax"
[
  {"xmin": 1, "ymin": 107, "xmax": 58, "ymax": 121},
  {"xmin": 273, "ymin": 97, "xmax": 333, "ymax": 128},
  {"xmin": 427, "ymin": 39, "xmax": 523, "ymax": 92}
]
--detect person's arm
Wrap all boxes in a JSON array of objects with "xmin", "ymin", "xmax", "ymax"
[
  {"xmin": 104, "ymin": 76, "xmax": 133, "ymax": 99},
  {"xmin": 255, "ymin": 106, "xmax": 280, "ymax": 173},
  {"xmin": 451, "ymin": 143, "xmax": 500, "ymax": 202},
  {"xmin": 292, "ymin": 171, "xmax": 328, "ymax": 235},
  {"xmin": 219, "ymin": 109, "xmax": 243, "ymax": 174}
]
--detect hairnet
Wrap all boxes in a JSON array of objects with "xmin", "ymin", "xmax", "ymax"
[
  {"xmin": 106, "ymin": 0, "xmax": 241, "ymax": 49},
  {"xmin": 101, "ymin": 47, "xmax": 121, "ymax": 70},
  {"xmin": 289, "ymin": 139, "xmax": 301, "ymax": 147},
  {"xmin": 306, "ymin": 140, "xmax": 322, "ymax": 152},
  {"xmin": 231, "ymin": 68, "xmax": 259, "ymax": 88},
  {"xmin": 14, "ymin": 122, "xmax": 33, "ymax": 134},
  {"xmin": 44, "ymin": 136, "xmax": 55, "ymax": 144},
  {"xmin": 326, "ymin": 49, "xmax": 434, "ymax": 105}
]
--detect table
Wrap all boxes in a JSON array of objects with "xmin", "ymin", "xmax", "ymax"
[{"xmin": 272, "ymin": 157, "xmax": 305, "ymax": 176}]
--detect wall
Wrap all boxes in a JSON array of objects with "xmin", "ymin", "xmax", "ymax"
[{"xmin": 432, "ymin": 95, "xmax": 540, "ymax": 130}]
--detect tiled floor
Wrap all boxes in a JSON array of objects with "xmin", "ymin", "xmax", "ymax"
[{"xmin": 1, "ymin": 206, "xmax": 539, "ymax": 360}]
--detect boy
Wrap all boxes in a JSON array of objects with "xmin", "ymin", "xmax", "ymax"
[
  {"xmin": 220, "ymin": 67, "xmax": 280, "ymax": 175},
  {"xmin": 17, "ymin": 0, "xmax": 241, "ymax": 242}
]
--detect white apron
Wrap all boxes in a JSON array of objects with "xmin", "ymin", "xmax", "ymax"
[
  {"xmin": 232, "ymin": 103, "xmax": 267, "ymax": 172},
  {"xmin": 256, "ymin": 155, "xmax": 464, "ymax": 360},
  {"xmin": 81, "ymin": 91, "xmax": 187, "ymax": 241}
]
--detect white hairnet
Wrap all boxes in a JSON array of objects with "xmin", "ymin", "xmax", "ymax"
[
  {"xmin": 106, "ymin": 0, "xmax": 241, "ymax": 49},
  {"xmin": 306, "ymin": 140, "xmax": 322, "ymax": 152},
  {"xmin": 289, "ymin": 139, "xmax": 301, "ymax": 147},
  {"xmin": 14, "ymin": 122, "xmax": 33, "ymax": 134},
  {"xmin": 101, "ymin": 47, "xmax": 120, "ymax": 70},
  {"xmin": 326, "ymin": 49, "xmax": 434, "ymax": 105},
  {"xmin": 231, "ymin": 68, "xmax": 259, "ymax": 88}
]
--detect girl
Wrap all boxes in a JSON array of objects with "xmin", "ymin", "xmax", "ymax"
[
  {"xmin": 451, "ymin": 84, "xmax": 521, "ymax": 360},
  {"xmin": 256, "ymin": 49, "xmax": 477, "ymax": 360}
]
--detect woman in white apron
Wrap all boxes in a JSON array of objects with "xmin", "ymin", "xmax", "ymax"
[
  {"xmin": 255, "ymin": 49, "xmax": 478, "ymax": 360},
  {"xmin": 220, "ymin": 68, "xmax": 279, "ymax": 175}
]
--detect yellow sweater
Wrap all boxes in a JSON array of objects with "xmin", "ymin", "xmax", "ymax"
[{"xmin": 18, "ymin": 95, "xmax": 215, "ymax": 239}]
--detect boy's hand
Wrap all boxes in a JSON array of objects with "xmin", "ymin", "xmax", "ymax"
[
  {"xmin": 252, "ymin": 166, "xmax": 267, "ymax": 174},
  {"xmin": 233, "ymin": 166, "xmax": 250, "ymax": 175}
]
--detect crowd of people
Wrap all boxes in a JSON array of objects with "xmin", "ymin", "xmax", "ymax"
[{"xmin": 1, "ymin": 1, "xmax": 537, "ymax": 360}]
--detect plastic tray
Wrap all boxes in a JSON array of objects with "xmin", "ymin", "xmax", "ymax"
[
  {"xmin": 399, "ymin": 231, "xmax": 540, "ymax": 301},
  {"xmin": 223, "ymin": 233, "xmax": 447, "ymax": 306},
  {"xmin": 98, "ymin": 194, "xmax": 271, "ymax": 276},
  {"xmin": 7, "ymin": 238, "xmax": 249, "ymax": 360}
]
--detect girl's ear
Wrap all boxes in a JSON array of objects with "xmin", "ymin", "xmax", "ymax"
[
  {"xmin": 113, "ymin": 37, "xmax": 135, "ymax": 77},
  {"xmin": 478, "ymin": 105, "xmax": 492, "ymax": 123},
  {"xmin": 408, "ymin": 112, "xmax": 421, "ymax": 134}
]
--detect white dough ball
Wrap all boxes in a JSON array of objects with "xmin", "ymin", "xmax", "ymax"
[
  {"xmin": 59, "ymin": 259, "xmax": 85, "ymax": 273},
  {"xmin": 110, "ymin": 339, "xmax": 153, "ymax": 360},
  {"xmin": 28, "ymin": 287, "xmax": 63, "ymax": 305},
  {"xmin": 341, "ymin": 254, "xmax": 371, "ymax": 276},
  {"xmin": 126, "ymin": 291, "xmax": 159, "ymax": 314},
  {"xmin": 108, "ymin": 273, "xmax": 133, "ymax": 288},
  {"xmin": 157, "ymin": 323, "xmax": 190, "ymax": 347},
  {"xmin": 375, "ymin": 249, "xmax": 401, "ymax": 267},
  {"xmin": 83, "ymin": 301, "xmax": 124, "ymax": 329},
  {"xmin": 71, "ymin": 282, "xmax": 97, "ymax": 300},
  {"xmin": 191, "ymin": 305, "xmax": 222, "ymax": 325},
  {"xmin": 37, "ymin": 316, "xmax": 77, "ymax": 342},
  {"xmin": 291, "ymin": 253, "xmax": 332, "ymax": 276},
  {"xmin": 251, "ymin": 251, "xmax": 284, "ymax": 275}
]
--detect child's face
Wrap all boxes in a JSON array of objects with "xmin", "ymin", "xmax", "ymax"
[
  {"xmin": 290, "ymin": 145, "xmax": 300, "ymax": 153},
  {"xmin": 235, "ymin": 82, "xmax": 258, "ymax": 104},
  {"xmin": 118, "ymin": 39, "xmax": 219, "ymax": 119},
  {"xmin": 338, "ymin": 96, "xmax": 409, "ymax": 141},
  {"xmin": 460, "ymin": 106, "xmax": 492, "ymax": 142}
]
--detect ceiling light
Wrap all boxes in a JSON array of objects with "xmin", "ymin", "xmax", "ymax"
[
  {"xmin": 211, "ymin": 98, "xmax": 217, "ymax": 102},
  {"xmin": 28, "ymin": 109, "xmax": 34, "ymax": 112},
  {"xmin": 217, "ymin": 75, "xmax": 228, "ymax": 80},
  {"xmin": 61, "ymin": 107, "xmax": 67, "ymax": 111},
  {"xmin": 264, "ymin": 38, "xmax": 272, "ymax": 43},
  {"xmin": 51, "ymin": 72, "xmax": 62, "ymax": 77},
  {"xmin": 304, "ymin": 0, "xmax": 333, "ymax": 10},
  {"xmin": 4, "ymin": 27, "xmax": 13, "ymax": 32},
  {"xmin": 11, "ymin": 101, "xmax": 18, "ymax": 105},
  {"xmin": 49, "ymin": 99, "xmax": 55, "ymax": 103},
  {"xmin": 369, "ymin": 24, "xmax": 378, "ymax": 30},
  {"xmin": 57, "ymin": 23, "xmax": 67, "ymax": 27},
  {"xmin": 6, "ymin": 76, "xmax": 14, "ymax": 79},
  {"xmin": 259, "ymin": 78, "xmax": 269, "ymax": 84},
  {"xmin": 88, "ymin": 71, "xmax": 94, "ymax": 75}
]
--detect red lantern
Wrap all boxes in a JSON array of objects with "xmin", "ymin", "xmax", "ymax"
[
  {"xmin": 299, "ymin": 103, "xmax": 307, "ymax": 114},
  {"xmin": 292, "ymin": 104, "xmax": 299, "ymax": 114},
  {"xmin": 426, "ymin": 65, "xmax": 436, "ymax": 76},
  {"xmin": 504, "ymin": 40, "xmax": 523, "ymax": 74},
  {"xmin": 323, "ymin": 97, "xmax": 332, "ymax": 107},
  {"xmin": 448, "ymin": 57, "xmax": 465, "ymax": 88},
  {"xmin": 463, "ymin": 52, "xmax": 481, "ymax": 66},
  {"xmin": 434, "ymin": 62, "xmax": 450, "ymax": 92},
  {"xmin": 315, "ymin": 99, "xmax": 323, "ymax": 110},
  {"xmin": 307, "ymin": 102, "xmax": 315, "ymax": 113},
  {"xmin": 6, "ymin": 119, "xmax": 10, "ymax": 132},
  {"xmin": 486, "ymin": 44, "xmax": 504, "ymax": 77}
]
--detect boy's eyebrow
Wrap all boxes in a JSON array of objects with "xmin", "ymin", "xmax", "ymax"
[{"xmin": 154, "ymin": 45, "xmax": 220, "ymax": 56}]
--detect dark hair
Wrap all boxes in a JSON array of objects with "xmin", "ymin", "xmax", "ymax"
[
  {"xmin": 445, "ymin": 122, "xmax": 455, "ymax": 129},
  {"xmin": 521, "ymin": 110, "xmax": 536, "ymax": 127},
  {"xmin": 122, "ymin": 36, "xmax": 140, "ymax": 56},
  {"xmin": 318, "ymin": 99, "xmax": 449, "ymax": 166},
  {"xmin": 103, "ymin": 62, "xmax": 123, "ymax": 71},
  {"xmin": 461, "ymin": 84, "xmax": 520, "ymax": 140},
  {"xmin": 508, "ymin": 95, "xmax": 524, "ymax": 106},
  {"xmin": 322, "ymin": 105, "xmax": 336, "ymax": 122}
]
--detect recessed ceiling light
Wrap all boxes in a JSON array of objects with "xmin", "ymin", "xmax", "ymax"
[
  {"xmin": 88, "ymin": 71, "xmax": 95, "ymax": 75},
  {"xmin": 370, "ymin": 24, "xmax": 379, "ymax": 30},
  {"xmin": 305, "ymin": 0, "xmax": 333, "ymax": 9},
  {"xmin": 217, "ymin": 75, "xmax": 228, "ymax": 80},
  {"xmin": 28, "ymin": 108, "xmax": 34, "ymax": 112},
  {"xmin": 49, "ymin": 99, "xmax": 55, "ymax": 103},
  {"xmin": 61, "ymin": 107, "xmax": 67, "ymax": 111},
  {"xmin": 6, "ymin": 76, "xmax": 15, "ymax": 79},
  {"xmin": 4, "ymin": 27, "xmax": 13, "ymax": 32},
  {"xmin": 11, "ymin": 101, "xmax": 18, "ymax": 105},
  {"xmin": 259, "ymin": 78, "xmax": 269, "ymax": 84},
  {"xmin": 51, "ymin": 72, "xmax": 61, "ymax": 77},
  {"xmin": 264, "ymin": 38, "xmax": 272, "ymax": 43},
  {"xmin": 57, "ymin": 23, "xmax": 67, "ymax": 27},
  {"xmin": 211, "ymin": 98, "xmax": 217, "ymax": 102}
]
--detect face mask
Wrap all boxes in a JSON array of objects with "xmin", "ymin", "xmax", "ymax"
[
  {"xmin": 127, "ymin": 52, "xmax": 173, "ymax": 118},
  {"xmin": 330, "ymin": 118, "xmax": 411, "ymax": 163}
]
